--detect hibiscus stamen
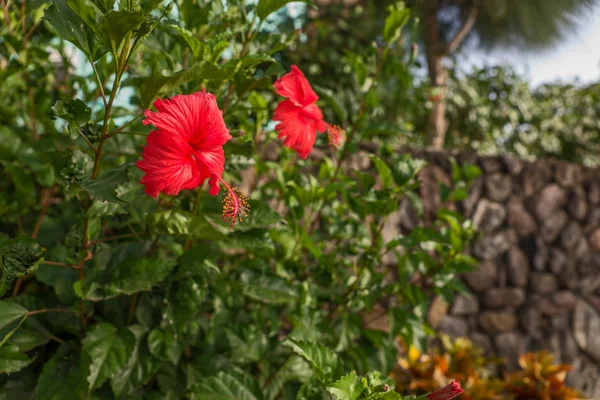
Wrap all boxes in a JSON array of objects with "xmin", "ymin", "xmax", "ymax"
[
  {"xmin": 327, "ymin": 125, "xmax": 345, "ymax": 149},
  {"xmin": 220, "ymin": 180, "xmax": 250, "ymax": 227}
]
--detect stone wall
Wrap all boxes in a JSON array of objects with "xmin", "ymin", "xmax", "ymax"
[{"xmin": 393, "ymin": 149, "xmax": 600, "ymax": 397}]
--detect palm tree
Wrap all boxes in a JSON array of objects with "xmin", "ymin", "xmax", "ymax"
[{"xmin": 420, "ymin": 0, "xmax": 599, "ymax": 148}]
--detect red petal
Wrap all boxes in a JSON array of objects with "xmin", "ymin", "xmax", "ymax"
[
  {"xmin": 136, "ymin": 130, "xmax": 202, "ymax": 197},
  {"xmin": 274, "ymin": 65, "xmax": 319, "ymax": 107},
  {"xmin": 191, "ymin": 146, "xmax": 226, "ymax": 196},
  {"xmin": 143, "ymin": 91, "xmax": 232, "ymax": 148},
  {"xmin": 138, "ymin": 90, "xmax": 232, "ymax": 198},
  {"xmin": 273, "ymin": 100, "xmax": 328, "ymax": 159},
  {"xmin": 427, "ymin": 380, "xmax": 464, "ymax": 400}
]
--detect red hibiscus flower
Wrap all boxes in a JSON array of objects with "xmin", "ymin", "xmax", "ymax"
[
  {"xmin": 273, "ymin": 65, "xmax": 343, "ymax": 159},
  {"xmin": 427, "ymin": 380, "xmax": 464, "ymax": 400},
  {"xmin": 137, "ymin": 90, "xmax": 249, "ymax": 226}
]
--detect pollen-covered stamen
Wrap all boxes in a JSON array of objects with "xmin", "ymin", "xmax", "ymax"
[
  {"xmin": 327, "ymin": 125, "xmax": 345, "ymax": 149},
  {"xmin": 219, "ymin": 180, "xmax": 250, "ymax": 227}
]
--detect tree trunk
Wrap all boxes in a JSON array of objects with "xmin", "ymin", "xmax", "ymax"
[
  {"xmin": 423, "ymin": 0, "xmax": 448, "ymax": 149},
  {"xmin": 422, "ymin": 0, "xmax": 478, "ymax": 149}
]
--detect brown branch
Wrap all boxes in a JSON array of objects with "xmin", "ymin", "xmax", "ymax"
[
  {"xmin": 89, "ymin": 231, "xmax": 143, "ymax": 245},
  {"xmin": 43, "ymin": 260, "xmax": 83, "ymax": 270},
  {"xmin": 16, "ymin": 216, "xmax": 24, "ymax": 235},
  {"xmin": 28, "ymin": 308, "xmax": 77, "ymax": 316},
  {"xmin": 32, "ymin": 186, "xmax": 57, "ymax": 239},
  {"xmin": 0, "ymin": 0, "xmax": 10, "ymax": 34},
  {"xmin": 442, "ymin": 0, "xmax": 479, "ymax": 56}
]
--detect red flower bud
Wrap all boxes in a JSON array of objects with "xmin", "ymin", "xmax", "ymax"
[{"xmin": 426, "ymin": 380, "xmax": 464, "ymax": 400}]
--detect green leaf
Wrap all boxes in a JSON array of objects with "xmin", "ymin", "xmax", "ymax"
[
  {"xmin": 222, "ymin": 230, "xmax": 275, "ymax": 253},
  {"xmin": 110, "ymin": 325, "xmax": 158, "ymax": 398},
  {"xmin": 190, "ymin": 370, "xmax": 264, "ymax": 400},
  {"xmin": 0, "ymin": 236, "xmax": 44, "ymax": 297},
  {"xmin": 0, "ymin": 300, "xmax": 28, "ymax": 331},
  {"xmin": 81, "ymin": 163, "xmax": 131, "ymax": 204},
  {"xmin": 233, "ymin": 203, "xmax": 284, "ymax": 232},
  {"xmin": 77, "ymin": 258, "xmax": 176, "ymax": 300},
  {"xmin": 383, "ymin": 4, "xmax": 410, "ymax": 45},
  {"xmin": 263, "ymin": 356, "xmax": 313, "ymax": 400},
  {"xmin": 166, "ymin": 278, "xmax": 206, "ymax": 335},
  {"xmin": 326, "ymin": 372, "xmax": 364, "ymax": 400},
  {"xmin": 32, "ymin": 342, "xmax": 87, "ymax": 400},
  {"xmin": 147, "ymin": 329, "xmax": 182, "ymax": 365},
  {"xmin": 82, "ymin": 323, "xmax": 136, "ymax": 390},
  {"xmin": 0, "ymin": 344, "xmax": 34, "ymax": 374},
  {"xmin": 171, "ymin": 25, "xmax": 206, "ymax": 60},
  {"xmin": 148, "ymin": 210, "xmax": 224, "ymax": 240},
  {"xmin": 50, "ymin": 99, "xmax": 91, "ymax": 139},
  {"xmin": 141, "ymin": 61, "xmax": 227, "ymax": 108},
  {"xmin": 462, "ymin": 164, "xmax": 482, "ymax": 183},
  {"xmin": 86, "ymin": 199, "xmax": 126, "ymax": 217},
  {"xmin": 392, "ymin": 156, "xmax": 426, "ymax": 187},
  {"xmin": 7, "ymin": 322, "xmax": 51, "ymax": 352},
  {"xmin": 0, "ymin": 376, "xmax": 36, "ymax": 399},
  {"xmin": 243, "ymin": 275, "xmax": 298, "ymax": 305},
  {"xmin": 256, "ymin": 0, "xmax": 305, "ymax": 20},
  {"xmin": 52, "ymin": 149, "xmax": 91, "ymax": 192},
  {"xmin": 103, "ymin": 10, "xmax": 144, "ymax": 56},
  {"xmin": 285, "ymin": 339, "xmax": 344, "ymax": 384},
  {"xmin": 369, "ymin": 156, "xmax": 394, "ymax": 190},
  {"xmin": 44, "ymin": 0, "xmax": 105, "ymax": 60}
]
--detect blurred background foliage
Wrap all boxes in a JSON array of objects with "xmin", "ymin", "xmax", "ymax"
[{"xmin": 275, "ymin": 0, "xmax": 600, "ymax": 166}]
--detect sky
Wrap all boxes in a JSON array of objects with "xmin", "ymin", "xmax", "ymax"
[{"xmin": 463, "ymin": 5, "xmax": 600, "ymax": 87}]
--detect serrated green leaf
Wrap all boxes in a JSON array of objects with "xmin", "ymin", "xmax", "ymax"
[
  {"xmin": 7, "ymin": 323, "xmax": 51, "ymax": 352},
  {"xmin": 326, "ymin": 371, "xmax": 364, "ymax": 400},
  {"xmin": 285, "ymin": 339, "xmax": 344, "ymax": 384},
  {"xmin": 147, "ymin": 329, "xmax": 182, "ymax": 365},
  {"xmin": 0, "ymin": 344, "xmax": 34, "ymax": 374},
  {"xmin": 50, "ymin": 99, "xmax": 91, "ymax": 139},
  {"xmin": 32, "ymin": 342, "xmax": 87, "ymax": 400},
  {"xmin": 141, "ymin": 61, "xmax": 227, "ymax": 108},
  {"xmin": 0, "ymin": 300, "xmax": 28, "ymax": 331},
  {"xmin": 81, "ymin": 163, "xmax": 131, "ymax": 204},
  {"xmin": 77, "ymin": 258, "xmax": 176, "ymax": 300},
  {"xmin": 110, "ymin": 325, "xmax": 158, "ymax": 398},
  {"xmin": 190, "ymin": 370, "xmax": 264, "ymax": 400},
  {"xmin": 82, "ymin": 323, "xmax": 136, "ymax": 390},
  {"xmin": 243, "ymin": 275, "xmax": 298, "ymax": 305}
]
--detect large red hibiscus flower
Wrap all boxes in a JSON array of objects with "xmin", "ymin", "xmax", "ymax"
[
  {"xmin": 273, "ymin": 65, "xmax": 343, "ymax": 159},
  {"xmin": 137, "ymin": 90, "xmax": 248, "ymax": 226}
]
